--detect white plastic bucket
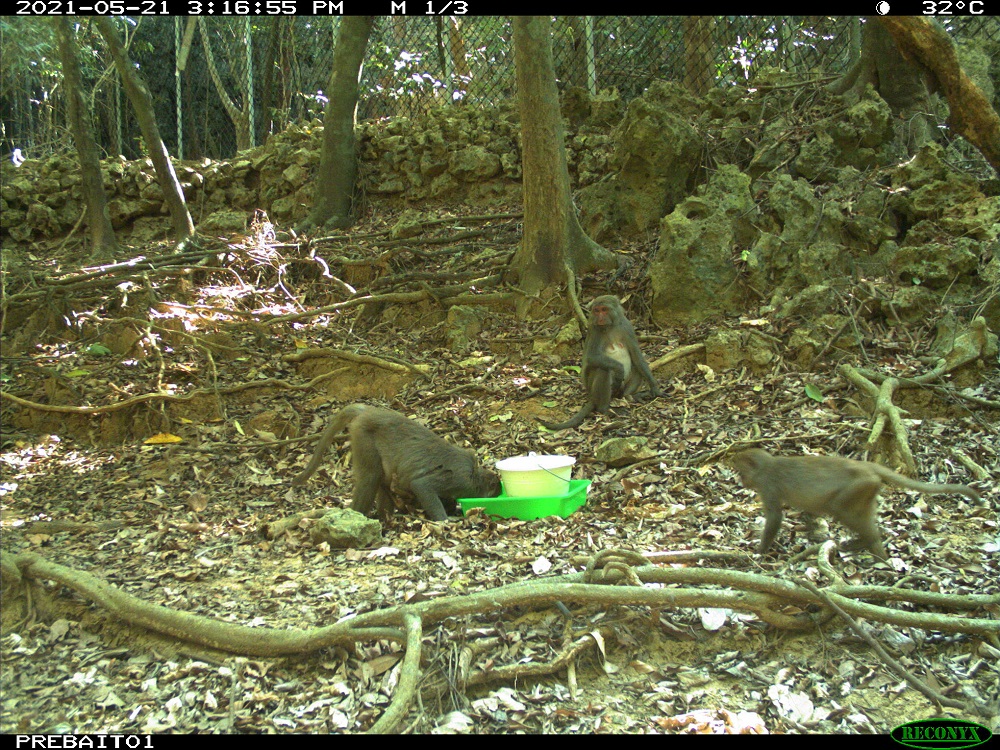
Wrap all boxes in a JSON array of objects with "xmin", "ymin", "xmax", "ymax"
[{"xmin": 495, "ymin": 454, "xmax": 576, "ymax": 497}]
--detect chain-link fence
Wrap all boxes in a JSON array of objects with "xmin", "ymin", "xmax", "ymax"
[{"xmin": 2, "ymin": 16, "xmax": 998, "ymax": 162}]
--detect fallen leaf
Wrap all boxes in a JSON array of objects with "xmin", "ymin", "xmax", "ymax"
[{"xmin": 144, "ymin": 433, "xmax": 184, "ymax": 445}]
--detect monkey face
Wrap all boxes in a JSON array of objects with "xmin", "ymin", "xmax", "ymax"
[{"xmin": 727, "ymin": 450, "xmax": 765, "ymax": 485}]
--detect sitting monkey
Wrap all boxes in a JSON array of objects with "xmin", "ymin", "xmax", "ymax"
[{"xmin": 538, "ymin": 295, "xmax": 661, "ymax": 431}]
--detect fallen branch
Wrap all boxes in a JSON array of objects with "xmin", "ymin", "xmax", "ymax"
[
  {"xmin": 0, "ymin": 369, "xmax": 349, "ymax": 415},
  {"xmin": 283, "ymin": 347, "xmax": 429, "ymax": 376},
  {"xmin": 265, "ymin": 282, "xmax": 513, "ymax": 325},
  {"xmin": 4, "ymin": 248, "xmax": 224, "ymax": 303},
  {"xmin": 649, "ymin": 343, "xmax": 705, "ymax": 371},
  {"xmin": 263, "ymin": 509, "xmax": 329, "ymax": 539},
  {"xmin": 311, "ymin": 212, "xmax": 522, "ymax": 245}
]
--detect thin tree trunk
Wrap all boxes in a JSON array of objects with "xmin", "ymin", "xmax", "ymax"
[
  {"xmin": 683, "ymin": 17, "xmax": 714, "ymax": 97},
  {"xmin": 95, "ymin": 17, "xmax": 194, "ymax": 243},
  {"xmin": 53, "ymin": 18, "xmax": 120, "ymax": 260},
  {"xmin": 301, "ymin": 16, "xmax": 374, "ymax": 232},
  {"xmin": 198, "ymin": 19, "xmax": 252, "ymax": 152},
  {"xmin": 878, "ymin": 16, "xmax": 1000, "ymax": 172}
]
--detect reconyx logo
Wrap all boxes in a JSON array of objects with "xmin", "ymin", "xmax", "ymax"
[{"xmin": 891, "ymin": 719, "xmax": 992, "ymax": 750}]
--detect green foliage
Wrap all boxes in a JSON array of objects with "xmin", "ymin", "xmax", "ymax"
[
  {"xmin": 1, "ymin": 18, "xmax": 110, "ymax": 156},
  {"xmin": 0, "ymin": 18, "xmax": 60, "ymax": 100}
]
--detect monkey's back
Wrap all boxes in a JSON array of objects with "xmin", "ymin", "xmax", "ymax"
[
  {"xmin": 755, "ymin": 454, "xmax": 882, "ymax": 512},
  {"xmin": 352, "ymin": 406, "xmax": 477, "ymax": 483}
]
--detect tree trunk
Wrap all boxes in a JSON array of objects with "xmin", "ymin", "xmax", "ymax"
[
  {"xmin": 830, "ymin": 19, "xmax": 936, "ymax": 149},
  {"xmin": 198, "ymin": 19, "xmax": 253, "ymax": 152},
  {"xmin": 94, "ymin": 18, "xmax": 195, "ymax": 243},
  {"xmin": 509, "ymin": 16, "xmax": 617, "ymax": 303},
  {"xmin": 53, "ymin": 18, "xmax": 120, "ymax": 260},
  {"xmin": 447, "ymin": 17, "xmax": 471, "ymax": 100},
  {"xmin": 300, "ymin": 16, "xmax": 374, "ymax": 233},
  {"xmin": 878, "ymin": 16, "xmax": 1000, "ymax": 172},
  {"xmin": 259, "ymin": 18, "xmax": 282, "ymax": 142},
  {"xmin": 562, "ymin": 17, "xmax": 588, "ymax": 90},
  {"xmin": 682, "ymin": 17, "xmax": 714, "ymax": 97}
]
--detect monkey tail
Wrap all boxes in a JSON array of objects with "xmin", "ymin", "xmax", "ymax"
[
  {"xmin": 872, "ymin": 465, "xmax": 982, "ymax": 503},
  {"xmin": 536, "ymin": 402, "xmax": 595, "ymax": 431},
  {"xmin": 291, "ymin": 403, "xmax": 366, "ymax": 486}
]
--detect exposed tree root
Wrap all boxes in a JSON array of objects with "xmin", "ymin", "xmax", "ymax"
[
  {"xmin": 649, "ymin": 343, "xmax": 706, "ymax": 372},
  {"xmin": 368, "ymin": 612, "xmax": 423, "ymax": 735},
  {"xmin": 799, "ymin": 577, "xmax": 990, "ymax": 717},
  {"xmin": 3, "ymin": 548, "xmax": 997, "ymax": 731},
  {"xmin": 838, "ymin": 316, "xmax": 997, "ymax": 471},
  {"xmin": 878, "ymin": 17, "xmax": 1000, "ymax": 171}
]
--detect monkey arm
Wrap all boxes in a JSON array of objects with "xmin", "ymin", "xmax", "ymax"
[
  {"xmin": 583, "ymin": 351, "xmax": 628, "ymax": 383},
  {"xmin": 408, "ymin": 476, "xmax": 453, "ymax": 522},
  {"xmin": 625, "ymin": 342, "xmax": 661, "ymax": 397}
]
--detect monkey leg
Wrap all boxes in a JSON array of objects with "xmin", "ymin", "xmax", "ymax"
[
  {"xmin": 620, "ymin": 367, "xmax": 650, "ymax": 400},
  {"xmin": 828, "ymin": 479, "xmax": 886, "ymax": 559},
  {"xmin": 349, "ymin": 435, "xmax": 386, "ymax": 518},
  {"xmin": 373, "ymin": 487, "xmax": 395, "ymax": 520},
  {"xmin": 801, "ymin": 512, "xmax": 831, "ymax": 543},
  {"xmin": 592, "ymin": 368, "xmax": 617, "ymax": 412},
  {"xmin": 624, "ymin": 382, "xmax": 660, "ymax": 401},
  {"xmin": 758, "ymin": 496, "xmax": 784, "ymax": 553},
  {"xmin": 409, "ymin": 477, "xmax": 451, "ymax": 522},
  {"xmin": 613, "ymin": 374, "xmax": 628, "ymax": 399},
  {"xmin": 587, "ymin": 352, "xmax": 627, "ymax": 399}
]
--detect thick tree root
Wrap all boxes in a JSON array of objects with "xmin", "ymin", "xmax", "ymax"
[{"xmin": 3, "ymin": 548, "xmax": 997, "ymax": 730}]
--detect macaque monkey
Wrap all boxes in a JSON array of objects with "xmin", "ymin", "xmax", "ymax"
[
  {"xmin": 729, "ymin": 448, "xmax": 982, "ymax": 559},
  {"xmin": 292, "ymin": 403, "xmax": 501, "ymax": 521},
  {"xmin": 538, "ymin": 295, "xmax": 662, "ymax": 431}
]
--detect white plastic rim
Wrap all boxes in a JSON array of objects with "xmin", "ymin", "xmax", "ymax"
[
  {"xmin": 495, "ymin": 454, "xmax": 576, "ymax": 473},
  {"xmin": 496, "ymin": 454, "xmax": 576, "ymax": 497}
]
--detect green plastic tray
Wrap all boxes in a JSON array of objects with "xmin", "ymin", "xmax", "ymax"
[{"xmin": 458, "ymin": 479, "xmax": 591, "ymax": 520}]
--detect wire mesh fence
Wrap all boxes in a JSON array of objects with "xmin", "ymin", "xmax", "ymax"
[{"xmin": 2, "ymin": 16, "xmax": 998, "ymax": 162}]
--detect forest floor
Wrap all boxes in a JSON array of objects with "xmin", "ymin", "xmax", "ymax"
[{"xmin": 1, "ymin": 205, "xmax": 998, "ymax": 734}]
